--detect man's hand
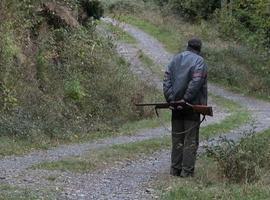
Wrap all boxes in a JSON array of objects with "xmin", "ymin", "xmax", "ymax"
[
  {"xmin": 169, "ymin": 99, "xmax": 186, "ymax": 110},
  {"xmin": 175, "ymin": 99, "xmax": 186, "ymax": 110}
]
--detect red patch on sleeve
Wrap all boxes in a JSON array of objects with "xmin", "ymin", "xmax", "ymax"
[{"xmin": 192, "ymin": 73, "xmax": 207, "ymax": 78}]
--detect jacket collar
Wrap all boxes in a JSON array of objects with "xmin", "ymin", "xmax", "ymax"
[{"xmin": 186, "ymin": 46, "xmax": 201, "ymax": 55}]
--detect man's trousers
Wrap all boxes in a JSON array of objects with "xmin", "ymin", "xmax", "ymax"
[{"xmin": 170, "ymin": 110, "xmax": 200, "ymax": 176}]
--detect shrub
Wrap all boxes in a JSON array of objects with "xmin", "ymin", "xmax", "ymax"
[
  {"xmin": 80, "ymin": 0, "xmax": 104, "ymax": 19},
  {"xmin": 206, "ymin": 131, "xmax": 270, "ymax": 183},
  {"xmin": 232, "ymin": 0, "xmax": 270, "ymax": 48},
  {"xmin": 0, "ymin": 0, "xmax": 157, "ymax": 140},
  {"xmin": 215, "ymin": 0, "xmax": 270, "ymax": 50},
  {"xmin": 163, "ymin": 0, "xmax": 221, "ymax": 20},
  {"xmin": 107, "ymin": 0, "xmax": 143, "ymax": 15},
  {"xmin": 64, "ymin": 78, "xmax": 86, "ymax": 101}
]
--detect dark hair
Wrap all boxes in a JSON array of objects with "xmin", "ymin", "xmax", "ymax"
[{"xmin": 187, "ymin": 38, "xmax": 202, "ymax": 52}]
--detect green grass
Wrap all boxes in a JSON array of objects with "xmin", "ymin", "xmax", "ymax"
[
  {"xmin": 101, "ymin": 21, "xmax": 137, "ymax": 44},
  {"xmin": 120, "ymin": 110, "xmax": 170, "ymax": 133},
  {"xmin": 0, "ymin": 131, "xmax": 116, "ymax": 157},
  {"xmin": 119, "ymin": 13, "xmax": 270, "ymax": 100},
  {"xmin": 0, "ymin": 104, "xmax": 168, "ymax": 157},
  {"xmin": 200, "ymin": 94, "xmax": 251, "ymax": 139},
  {"xmin": 137, "ymin": 50, "xmax": 164, "ymax": 77},
  {"xmin": 33, "ymin": 137, "xmax": 170, "ymax": 173},
  {"xmin": 163, "ymin": 177, "xmax": 270, "ymax": 200},
  {"xmin": 118, "ymin": 15, "xmax": 181, "ymax": 53},
  {"xmin": 33, "ymin": 94, "xmax": 251, "ymax": 173},
  {"xmin": 0, "ymin": 184, "xmax": 57, "ymax": 200},
  {"xmin": 161, "ymin": 129, "xmax": 270, "ymax": 200},
  {"xmin": 0, "ymin": 91, "xmax": 164, "ymax": 157}
]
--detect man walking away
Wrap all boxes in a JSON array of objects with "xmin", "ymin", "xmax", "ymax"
[{"xmin": 163, "ymin": 38, "xmax": 208, "ymax": 177}]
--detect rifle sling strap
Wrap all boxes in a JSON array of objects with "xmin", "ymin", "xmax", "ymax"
[{"xmin": 155, "ymin": 107, "xmax": 206, "ymax": 135}]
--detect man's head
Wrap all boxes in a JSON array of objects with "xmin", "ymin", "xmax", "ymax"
[{"xmin": 187, "ymin": 38, "xmax": 202, "ymax": 53}]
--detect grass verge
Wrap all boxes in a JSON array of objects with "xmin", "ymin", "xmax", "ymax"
[
  {"xmin": 0, "ymin": 184, "xmax": 57, "ymax": 200},
  {"xmin": 160, "ymin": 129, "xmax": 270, "ymax": 200},
  {"xmin": 200, "ymin": 94, "xmax": 250, "ymax": 140},
  {"xmin": 137, "ymin": 50, "xmax": 164, "ymax": 78},
  {"xmin": 118, "ymin": 15, "xmax": 181, "ymax": 53},
  {"xmin": 101, "ymin": 21, "xmax": 137, "ymax": 44},
  {"xmin": 32, "ymin": 94, "xmax": 251, "ymax": 173},
  {"xmin": 33, "ymin": 137, "xmax": 170, "ymax": 173},
  {"xmin": 117, "ymin": 13, "xmax": 270, "ymax": 100}
]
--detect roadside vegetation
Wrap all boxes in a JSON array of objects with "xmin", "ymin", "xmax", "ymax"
[
  {"xmin": 161, "ymin": 129, "xmax": 270, "ymax": 200},
  {"xmin": 0, "ymin": 0, "xmax": 162, "ymax": 156},
  {"xmin": 201, "ymin": 94, "xmax": 250, "ymax": 139},
  {"xmin": 104, "ymin": 0, "xmax": 270, "ymax": 100},
  {"xmin": 0, "ymin": 184, "xmax": 57, "ymax": 200},
  {"xmin": 98, "ymin": 1, "xmax": 270, "ymax": 199},
  {"xmin": 33, "ymin": 136, "xmax": 170, "ymax": 172},
  {"xmin": 100, "ymin": 21, "xmax": 137, "ymax": 44},
  {"xmin": 32, "ymin": 95, "xmax": 250, "ymax": 173},
  {"xmin": 137, "ymin": 50, "xmax": 164, "ymax": 78}
]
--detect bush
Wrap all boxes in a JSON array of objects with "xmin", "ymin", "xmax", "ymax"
[
  {"xmin": 107, "ymin": 0, "xmax": 144, "ymax": 15},
  {"xmin": 215, "ymin": 0, "xmax": 270, "ymax": 50},
  {"xmin": 64, "ymin": 78, "xmax": 86, "ymax": 101},
  {"xmin": 206, "ymin": 131, "xmax": 270, "ymax": 183},
  {"xmin": 163, "ymin": 0, "xmax": 221, "ymax": 20},
  {"xmin": 80, "ymin": 0, "xmax": 104, "ymax": 19},
  {"xmin": 0, "ymin": 0, "xmax": 157, "ymax": 140},
  {"xmin": 232, "ymin": 0, "xmax": 270, "ymax": 47}
]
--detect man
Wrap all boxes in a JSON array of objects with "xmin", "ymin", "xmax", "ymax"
[{"xmin": 163, "ymin": 38, "xmax": 208, "ymax": 177}]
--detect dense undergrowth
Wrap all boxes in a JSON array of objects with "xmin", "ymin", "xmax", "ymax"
[
  {"xmin": 104, "ymin": 0, "xmax": 270, "ymax": 100},
  {"xmin": 0, "ymin": 0, "xmax": 160, "ymax": 154}
]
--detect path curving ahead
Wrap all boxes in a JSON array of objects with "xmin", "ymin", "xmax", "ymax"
[
  {"xmin": 1, "ymin": 18, "xmax": 270, "ymax": 200},
  {"xmin": 103, "ymin": 17, "xmax": 270, "ymax": 138}
]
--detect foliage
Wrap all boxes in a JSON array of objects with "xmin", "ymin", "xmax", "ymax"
[
  {"xmin": 64, "ymin": 78, "xmax": 86, "ymax": 101},
  {"xmin": 118, "ymin": 12, "xmax": 270, "ymax": 99},
  {"xmin": 215, "ymin": 0, "xmax": 270, "ymax": 51},
  {"xmin": 0, "ymin": 0, "xmax": 157, "ymax": 142},
  {"xmin": 106, "ymin": 0, "xmax": 144, "ymax": 14},
  {"xmin": 232, "ymin": 0, "xmax": 270, "ymax": 48},
  {"xmin": 80, "ymin": 0, "xmax": 104, "ymax": 19},
  {"xmin": 151, "ymin": 0, "xmax": 270, "ymax": 51},
  {"xmin": 206, "ymin": 131, "xmax": 270, "ymax": 183},
  {"xmin": 164, "ymin": 0, "xmax": 221, "ymax": 20},
  {"xmin": 163, "ymin": 182, "xmax": 270, "ymax": 200}
]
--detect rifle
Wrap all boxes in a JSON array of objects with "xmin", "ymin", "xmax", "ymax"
[{"xmin": 135, "ymin": 102, "xmax": 213, "ymax": 117}]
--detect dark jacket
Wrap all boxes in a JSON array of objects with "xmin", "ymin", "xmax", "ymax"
[{"xmin": 163, "ymin": 50, "xmax": 208, "ymax": 105}]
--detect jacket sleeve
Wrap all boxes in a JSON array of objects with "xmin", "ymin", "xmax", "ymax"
[
  {"xmin": 163, "ymin": 60, "xmax": 174, "ymax": 103},
  {"xmin": 183, "ymin": 59, "xmax": 207, "ymax": 102}
]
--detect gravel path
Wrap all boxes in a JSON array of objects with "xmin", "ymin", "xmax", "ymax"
[
  {"xmin": 1, "ymin": 18, "xmax": 270, "ymax": 199},
  {"xmin": 103, "ymin": 17, "xmax": 270, "ymax": 137}
]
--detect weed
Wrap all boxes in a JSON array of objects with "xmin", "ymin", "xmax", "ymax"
[
  {"xmin": 64, "ymin": 78, "xmax": 86, "ymax": 101},
  {"xmin": 206, "ymin": 130, "xmax": 270, "ymax": 183},
  {"xmin": 160, "ymin": 130, "xmax": 270, "ymax": 200}
]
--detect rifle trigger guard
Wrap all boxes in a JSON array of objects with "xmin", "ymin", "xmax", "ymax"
[{"xmin": 155, "ymin": 106, "xmax": 159, "ymax": 117}]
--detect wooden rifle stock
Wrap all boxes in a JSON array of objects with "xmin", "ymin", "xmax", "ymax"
[{"xmin": 135, "ymin": 102, "xmax": 213, "ymax": 117}]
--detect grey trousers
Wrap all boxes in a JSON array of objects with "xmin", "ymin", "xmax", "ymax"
[{"xmin": 170, "ymin": 111, "xmax": 200, "ymax": 176}]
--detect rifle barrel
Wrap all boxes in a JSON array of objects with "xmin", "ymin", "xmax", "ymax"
[{"xmin": 135, "ymin": 103, "xmax": 213, "ymax": 117}]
